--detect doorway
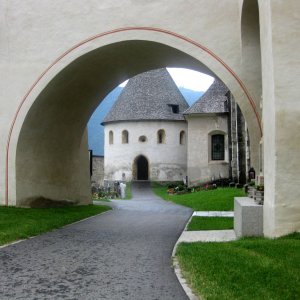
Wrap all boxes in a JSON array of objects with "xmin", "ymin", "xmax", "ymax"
[{"xmin": 135, "ymin": 155, "xmax": 149, "ymax": 180}]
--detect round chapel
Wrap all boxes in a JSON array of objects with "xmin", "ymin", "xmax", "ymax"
[{"xmin": 102, "ymin": 68, "xmax": 188, "ymax": 182}]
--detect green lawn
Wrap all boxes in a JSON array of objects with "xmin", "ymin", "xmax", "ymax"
[
  {"xmin": 0, "ymin": 204, "xmax": 111, "ymax": 246},
  {"xmin": 176, "ymin": 233, "xmax": 300, "ymax": 300},
  {"xmin": 124, "ymin": 181, "xmax": 132, "ymax": 199},
  {"xmin": 187, "ymin": 216, "xmax": 233, "ymax": 231},
  {"xmin": 152, "ymin": 182, "xmax": 245, "ymax": 211}
]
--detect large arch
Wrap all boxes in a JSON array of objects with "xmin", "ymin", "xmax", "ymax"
[{"xmin": 6, "ymin": 28, "xmax": 262, "ymax": 206}]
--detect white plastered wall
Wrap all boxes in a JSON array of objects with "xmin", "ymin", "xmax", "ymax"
[
  {"xmin": 104, "ymin": 121, "xmax": 187, "ymax": 181},
  {"xmin": 259, "ymin": 0, "xmax": 300, "ymax": 236},
  {"xmin": 186, "ymin": 114, "xmax": 229, "ymax": 185}
]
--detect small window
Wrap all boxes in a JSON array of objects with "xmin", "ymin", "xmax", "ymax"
[
  {"xmin": 109, "ymin": 130, "xmax": 114, "ymax": 145},
  {"xmin": 139, "ymin": 135, "xmax": 147, "ymax": 143},
  {"xmin": 211, "ymin": 134, "xmax": 225, "ymax": 160},
  {"xmin": 157, "ymin": 129, "xmax": 166, "ymax": 144},
  {"xmin": 168, "ymin": 104, "xmax": 179, "ymax": 114},
  {"xmin": 179, "ymin": 131, "xmax": 186, "ymax": 145},
  {"xmin": 122, "ymin": 130, "xmax": 129, "ymax": 144}
]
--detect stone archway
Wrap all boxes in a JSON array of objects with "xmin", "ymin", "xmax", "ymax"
[
  {"xmin": 5, "ymin": 29, "xmax": 262, "ymax": 207},
  {"xmin": 1, "ymin": 0, "xmax": 299, "ymax": 239}
]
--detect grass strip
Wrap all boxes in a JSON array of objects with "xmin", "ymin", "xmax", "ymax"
[
  {"xmin": 0, "ymin": 204, "xmax": 111, "ymax": 246},
  {"xmin": 124, "ymin": 181, "xmax": 132, "ymax": 199},
  {"xmin": 187, "ymin": 216, "xmax": 233, "ymax": 231},
  {"xmin": 176, "ymin": 233, "xmax": 300, "ymax": 300},
  {"xmin": 152, "ymin": 182, "xmax": 245, "ymax": 211}
]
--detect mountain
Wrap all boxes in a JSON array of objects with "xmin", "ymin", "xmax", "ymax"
[
  {"xmin": 87, "ymin": 87, "xmax": 123, "ymax": 156},
  {"xmin": 88, "ymin": 86, "xmax": 204, "ymax": 155},
  {"xmin": 179, "ymin": 87, "xmax": 204, "ymax": 105}
]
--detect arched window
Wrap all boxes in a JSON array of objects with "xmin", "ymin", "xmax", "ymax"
[
  {"xmin": 179, "ymin": 130, "xmax": 186, "ymax": 145},
  {"xmin": 211, "ymin": 134, "xmax": 225, "ymax": 160},
  {"xmin": 157, "ymin": 129, "xmax": 166, "ymax": 144},
  {"xmin": 122, "ymin": 130, "xmax": 129, "ymax": 144},
  {"xmin": 109, "ymin": 130, "xmax": 114, "ymax": 145}
]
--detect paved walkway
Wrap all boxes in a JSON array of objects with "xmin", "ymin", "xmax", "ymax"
[{"xmin": 0, "ymin": 181, "xmax": 192, "ymax": 300}]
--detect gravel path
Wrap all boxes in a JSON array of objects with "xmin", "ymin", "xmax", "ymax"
[{"xmin": 0, "ymin": 181, "xmax": 192, "ymax": 300}]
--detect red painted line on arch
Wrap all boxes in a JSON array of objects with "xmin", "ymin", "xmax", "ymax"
[{"xmin": 5, "ymin": 26, "xmax": 262, "ymax": 205}]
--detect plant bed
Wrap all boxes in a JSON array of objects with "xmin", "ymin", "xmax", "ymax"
[
  {"xmin": 176, "ymin": 233, "xmax": 300, "ymax": 300},
  {"xmin": 92, "ymin": 182, "xmax": 132, "ymax": 200},
  {"xmin": 187, "ymin": 216, "xmax": 234, "ymax": 231},
  {"xmin": 0, "ymin": 204, "xmax": 111, "ymax": 246}
]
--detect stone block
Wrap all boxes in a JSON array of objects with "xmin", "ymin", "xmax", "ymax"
[{"xmin": 234, "ymin": 197, "xmax": 263, "ymax": 237}]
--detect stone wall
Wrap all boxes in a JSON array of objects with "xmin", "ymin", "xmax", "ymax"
[
  {"xmin": 229, "ymin": 94, "xmax": 238, "ymax": 180},
  {"xmin": 91, "ymin": 156, "xmax": 104, "ymax": 188},
  {"xmin": 229, "ymin": 95, "xmax": 250, "ymax": 184}
]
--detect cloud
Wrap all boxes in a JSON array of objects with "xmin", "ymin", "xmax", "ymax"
[
  {"xmin": 167, "ymin": 68, "xmax": 214, "ymax": 91},
  {"xmin": 119, "ymin": 68, "xmax": 214, "ymax": 92}
]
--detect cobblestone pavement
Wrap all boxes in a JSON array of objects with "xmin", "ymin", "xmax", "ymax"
[{"xmin": 0, "ymin": 181, "xmax": 192, "ymax": 300}]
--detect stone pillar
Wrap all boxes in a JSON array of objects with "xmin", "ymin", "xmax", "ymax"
[
  {"xmin": 260, "ymin": 0, "xmax": 300, "ymax": 236},
  {"xmin": 230, "ymin": 95, "xmax": 238, "ymax": 181},
  {"xmin": 236, "ymin": 105, "xmax": 247, "ymax": 184}
]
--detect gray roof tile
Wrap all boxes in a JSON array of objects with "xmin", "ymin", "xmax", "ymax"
[
  {"xmin": 184, "ymin": 79, "xmax": 229, "ymax": 114},
  {"xmin": 102, "ymin": 68, "xmax": 189, "ymax": 124}
]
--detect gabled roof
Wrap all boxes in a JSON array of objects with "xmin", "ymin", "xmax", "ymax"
[
  {"xmin": 102, "ymin": 68, "xmax": 189, "ymax": 124},
  {"xmin": 184, "ymin": 79, "xmax": 229, "ymax": 114}
]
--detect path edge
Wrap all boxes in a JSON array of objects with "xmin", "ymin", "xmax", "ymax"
[
  {"xmin": 172, "ymin": 214, "xmax": 200, "ymax": 300},
  {"xmin": 173, "ymin": 257, "xmax": 200, "ymax": 300}
]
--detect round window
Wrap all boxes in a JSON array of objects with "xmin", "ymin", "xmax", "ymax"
[{"xmin": 139, "ymin": 135, "xmax": 147, "ymax": 142}]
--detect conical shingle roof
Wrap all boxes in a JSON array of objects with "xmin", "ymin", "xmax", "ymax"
[
  {"xmin": 184, "ymin": 79, "xmax": 229, "ymax": 114},
  {"xmin": 102, "ymin": 68, "xmax": 189, "ymax": 124}
]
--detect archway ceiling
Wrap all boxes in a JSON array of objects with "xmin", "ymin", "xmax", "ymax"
[{"xmin": 24, "ymin": 40, "xmax": 215, "ymax": 143}]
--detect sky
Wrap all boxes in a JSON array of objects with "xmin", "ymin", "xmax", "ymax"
[{"xmin": 119, "ymin": 68, "xmax": 214, "ymax": 91}]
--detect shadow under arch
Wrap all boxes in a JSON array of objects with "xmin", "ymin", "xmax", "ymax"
[{"xmin": 7, "ymin": 28, "xmax": 262, "ymax": 206}]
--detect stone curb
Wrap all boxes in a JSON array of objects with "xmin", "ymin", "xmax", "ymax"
[
  {"xmin": 193, "ymin": 211, "xmax": 234, "ymax": 217},
  {"xmin": 172, "ymin": 214, "xmax": 193, "ymax": 257},
  {"xmin": 173, "ymin": 257, "xmax": 200, "ymax": 300},
  {"xmin": 172, "ymin": 214, "xmax": 199, "ymax": 300}
]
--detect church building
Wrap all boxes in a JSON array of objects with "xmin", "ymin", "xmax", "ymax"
[{"xmin": 102, "ymin": 68, "xmax": 248, "ymax": 186}]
